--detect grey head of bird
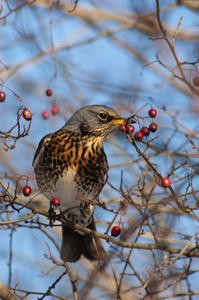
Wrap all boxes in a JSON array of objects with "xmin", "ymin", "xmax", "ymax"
[{"xmin": 61, "ymin": 105, "xmax": 136, "ymax": 139}]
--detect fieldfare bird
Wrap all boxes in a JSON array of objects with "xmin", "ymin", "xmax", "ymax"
[{"xmin": 33, "ymin": 105, "xmax": 135, "ymax": 262}]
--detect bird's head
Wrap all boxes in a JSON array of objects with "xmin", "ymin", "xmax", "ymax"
[{"xmin": 63, "ymin": 105, "xmax": 136, "ymax": 139}]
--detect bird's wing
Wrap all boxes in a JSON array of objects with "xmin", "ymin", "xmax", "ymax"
[{"xmin": 32, "ymin": 133, "xmax": 53, "ymax": 168}]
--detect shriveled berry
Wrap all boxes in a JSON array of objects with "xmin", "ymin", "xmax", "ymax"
[
  {"xmin": 51, "ymin": 197, "xmax": 60, "ymax": 206},
  {"xmin": 119, "ymin": 124, "xmax": 127, "ymax": 133},
  {"xmin": 51, "ymin": 105, "xmax": 59, "ymax": 115},
  {"xmin": 162, "ymin": 178, "xmax": 171, "ymax": 187},
  {"xmin": 111, "ymin": 226, "xmax": 121, "ymax": 237},
  {"xmin": 149, "ymin": 123, "xmax": 158, "ymax": 132},
  {"xmin": 148, "ymin": 108, "xmax": 157, "ymax": 118},
  {"xmin": 46, "ymin": 89, "xmax": 52, "ymax": 96},
  {"xmin": 141, "ymin": 126, "xmax": 150, "ymax": 136},
  {"xmin": 23, "ymin": 186, "xmax": 32, "ymax": 197},
  {"xmin": 42, "ymin": 111, "xmax": 50, "ymax": 119},
  {"xmin": 134, "ymin": 131, "xmax": 144, "ymax": 140},
  {"xmin": 0, "ymin": 91, "xmax": 6, "ymax": 102},
  {"xmin": 193, "ymin": 77, "xmax": 199, "ymax": 87},
  {"xmin": 23, "ymin": 109, "xmax": 32, "ymax": 121}
]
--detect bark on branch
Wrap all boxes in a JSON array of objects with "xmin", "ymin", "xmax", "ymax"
[{"xmin": 0, "ymin": 281, "xmax": 18, "ymax": 300}]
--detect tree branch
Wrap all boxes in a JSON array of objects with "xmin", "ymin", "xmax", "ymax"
[{"xmin": 0, "ymin": 281, "xmax": 18, "ymax": 300}]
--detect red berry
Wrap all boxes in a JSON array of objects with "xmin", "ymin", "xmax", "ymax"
[
  {"xmin": 42, "ymin": 111, "xmax": 50, "ymax": 119},
  {"xmin": 141, "ymin": 126, "xmax": 150, "ymax": 136},
  {"xmin": 148, "ymin": 108, "xmax": 157, "ymax": 118},
  {"xmin": 111, "ymin": 226, "xmax": 121, "ymax": 237},
  {"xmin": 51, "ymin": 197, "xmax": 60, "ymax": 206},
  {"xmin": 23, "ymin": 186, "xmax": 32, "ymax": 197},
  {"xmin": 0, "ymin": 91, "xmax": 6, "ymax": 102},
  {"xmin": 149, "ymin": 123, "xmax": 158, "ymax": 132},
  {"xmin": 46, "ymin": 89, "xmax": 52, "ymax": 96},
  {"xmin": 162, "ymin": 178, "xmax": 171, "ymax": 187},
  {"xmin": 119, "ymin": 124, "xmax": 127, "ymax": 133},
  {"xmin": 128, "ymin": 125, "xmax": 135, "ymax": 134},
  {"xmin": 51, "ymin": 105, "xmax": 59, "ymax": 115},
  {"xmin": 23, "ymin": 109, "xmax": 32, "ymax": 121},
  {"xmin": 193, "ymin": 77, "xmax": 199, "ymax": 87},
  {"xmin": 134, "ymin": 131, "xmax": 144, "ymax": 141}
]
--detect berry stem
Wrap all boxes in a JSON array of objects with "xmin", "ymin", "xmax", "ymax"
[{"xmin": 126, "ymin": 134, "xmax": 191, "ymax": 213}]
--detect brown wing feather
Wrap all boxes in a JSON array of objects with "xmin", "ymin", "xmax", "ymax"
[{"xmin": 32, "ymin": 133, "xmax": 53, "ymax": 167}]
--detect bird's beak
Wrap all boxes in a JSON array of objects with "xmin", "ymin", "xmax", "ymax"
[{"xmin": 112, "ymin": 117, "xmax": 136, "ymax": 125}]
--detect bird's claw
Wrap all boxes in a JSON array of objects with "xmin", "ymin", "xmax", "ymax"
[{"xmin": 48, "ymin": 206, "xmax": 56, "ymax": 227}]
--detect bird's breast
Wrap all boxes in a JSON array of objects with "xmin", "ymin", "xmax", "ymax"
[{"xmin": 34, "ymin": 130, "xmax": 108, "ymax": 203}]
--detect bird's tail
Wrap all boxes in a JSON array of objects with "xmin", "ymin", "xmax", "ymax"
[{"xmin": 60, "ymin": 218, "xmax": 106, "ymax": 262}]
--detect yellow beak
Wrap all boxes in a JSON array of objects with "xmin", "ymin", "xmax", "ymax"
[
  {"xmin": 112, "ymin": 119, "xmax": 125, "ymax": 125},
  {"xmin": 112, "ymin": 117, "xmax": 136, "ymax": 125}
]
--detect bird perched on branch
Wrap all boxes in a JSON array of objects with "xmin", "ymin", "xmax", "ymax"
[{"xmin": 33, "ymin": 105, "xmax": 135, "ymax": 262}]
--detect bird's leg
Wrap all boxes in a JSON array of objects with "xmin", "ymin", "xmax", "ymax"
[{"xmin": 48, "ymin": 201, "xmax": 56, "ymax": 227}]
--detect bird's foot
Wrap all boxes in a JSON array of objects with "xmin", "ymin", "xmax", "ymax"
[{"xmin": 48, "ymin": 203, "xmax": 56, "ymax": 227}]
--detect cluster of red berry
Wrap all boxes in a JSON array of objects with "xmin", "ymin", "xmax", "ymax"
[
  {"xmin": 119, "ymin": 107, "xmax": 171, "ymax": 190},
  {"xmin": 42, "ymin": 89, "xmax": 59, "ymax": 119},
  {"xmin": 119, "ymin": 108, "xmax": 158, "ymax": 141}
]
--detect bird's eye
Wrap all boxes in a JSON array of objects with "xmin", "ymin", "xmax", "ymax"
[{"xmin": 99, "ymin": 113, "xmax": 108, "ymax": 120}]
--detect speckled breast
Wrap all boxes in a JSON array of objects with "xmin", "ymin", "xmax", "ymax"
[{"xmin": 34, "ymin": 129, "xmax": 108, "ymax": 225}]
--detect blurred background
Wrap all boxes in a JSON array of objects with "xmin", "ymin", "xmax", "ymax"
[{"xmin": 0, "ymin": 0, "xmax": 199, "ymax": 299}]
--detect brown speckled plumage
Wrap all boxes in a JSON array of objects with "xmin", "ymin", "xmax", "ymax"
[{"xmin": 33, "ymin": 105, "xmax": 135, "ymax": 262}]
